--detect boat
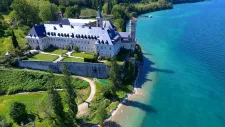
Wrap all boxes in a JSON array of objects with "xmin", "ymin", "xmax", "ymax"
[{"xmin": 148, "ymin": 15, "xmax": 152, "ymax": 18}]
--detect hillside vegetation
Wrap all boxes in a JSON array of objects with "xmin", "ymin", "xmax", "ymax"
[{"xmin": 0, "ymin": 69, "xmax": 89, "ymax": 95}]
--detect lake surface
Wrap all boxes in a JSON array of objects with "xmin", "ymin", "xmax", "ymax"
[{"xmin": 120, "ymin": 0, "xmax": 225, "ymax": 127}]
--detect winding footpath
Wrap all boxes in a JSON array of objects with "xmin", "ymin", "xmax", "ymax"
[
  {"xmin": 1, "ymin": 74, "xmax": 96, "ymax": 116},
  {"xmin": 74, "ymin": 76, "xmax": 96, "ymax": 116}
]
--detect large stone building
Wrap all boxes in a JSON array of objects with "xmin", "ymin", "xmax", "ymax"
[{"xmin": 26, "ymin": 10, "xmax": 137, "ymax": 57}]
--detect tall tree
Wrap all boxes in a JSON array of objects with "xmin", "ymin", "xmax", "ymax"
[
  {"xmin": 9, "ymin": 102, "xmax": 27, "ymax": 124},
  {"xmin": 47, "ymin": 71, "xmax": 65, "ymax": 123},
  {"xmin": 10, "ymin": 0, "xmax": 39, "ymax": 26},
  {"xmin": 64, "ymin": 5, "xmax": 80, "ymax": 18},
  {"xmin": 11, "ymin": 30, "xmax": 19, "ymax": 49},
  {"xmin": 62, "ymin": 64, "xmax": 78, "ymax": 125},
  {"xmin": 64, "ymin": 7, "xmax": 74, "ymax": 18},
  {"xmin": 39, "ymin": 1, "xmax": 58, "ymax": 22},
  {"xmin": 109, "ymin": 58, "xmax": 122, "ymax": 89},
  {"xmin": 0, "ymin": 0, "xmax": 13, "ymax": 12}
]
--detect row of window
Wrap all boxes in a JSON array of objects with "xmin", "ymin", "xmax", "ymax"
[
  {"xmin": 27, "ymin": 39, "xmax": 38, "ymax": 43},
  {"xmin": 96, "ymin": 46, "xmax": 112, "ymax": 50},
  {"xmin": 47, "ymin": 38, "xmax": 91, "ymax": 45},
  {"xmin": 47, "ymin": 44, "xmax": 94, "ymax": 51}
]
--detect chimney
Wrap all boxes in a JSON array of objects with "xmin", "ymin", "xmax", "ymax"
[{"xmin": 59, "ymin": 23, "xmax": 63, "ymax": 27}]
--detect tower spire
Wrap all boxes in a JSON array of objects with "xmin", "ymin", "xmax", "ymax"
[{"xmin": 96, "ymin": 6, "xmax": 103, "ymax": 27}]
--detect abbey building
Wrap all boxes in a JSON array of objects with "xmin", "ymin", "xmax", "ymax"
[{"xmin": 26, "ymin": 10, "xmax": 137, "ymax": 57}]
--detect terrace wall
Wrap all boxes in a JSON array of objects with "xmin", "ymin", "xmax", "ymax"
[{"xmin": 18, "ymin": 60, "xmax": 109, "ymax": 78}]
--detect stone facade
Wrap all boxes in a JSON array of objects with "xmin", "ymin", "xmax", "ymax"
[{"xmin": 26, "ymin": 10, "xmax": 137, "ymax": 57}]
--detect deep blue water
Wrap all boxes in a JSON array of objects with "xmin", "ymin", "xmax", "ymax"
[{"xmin": 134, "ymin": 0, "xmax": 225, "ymax": 127}]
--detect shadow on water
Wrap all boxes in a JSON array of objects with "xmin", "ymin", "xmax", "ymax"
[
  {"xmin": 103, "ymin": 121, "xmax": 122, "ymax": 127},
  {"xmin": 136, "ymin": 56, "xmax": 174, "ymax": 89},
  {"xmin": 121, "ymin": 99, "xmax": 158, "ymax": 114},
  {"xmin": 143, "ymin": 53, "xmax": 153, "ymax": 56},
  {"xmin": 151, "ymin": 67, "xmax": 175, "ymax": 74}
]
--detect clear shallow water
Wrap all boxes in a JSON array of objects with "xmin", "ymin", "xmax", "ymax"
[{"xmin": 122, "ymin": 1, "xmax": 225, "ymax": 127}]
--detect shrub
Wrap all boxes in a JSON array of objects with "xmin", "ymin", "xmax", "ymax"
[
  {"xmin": 105, "ymin": 56, "xmax": 111, "ymax": 61},
  {"xmin": 84, "ymin": 58, "xmax": 96, "ymax": 63},
  {"xmin": 65, "ymin": 45, "xmax": 71, "ymax": 51},
  {"xmin": 74, "ymin": 46, "xmax": 79, "ymax": 52},
  {"xmin": 4, "ymin": 29, "xmax": 12, "ymax": 37},
  {"xmin": 9, "ymin": 102, "xmax": 28, "ymax": 124},
  {"xmin": 0, "ymin": 116, "xmax": 12, "ymax": 127},
  {"xmin": 92, "ymin": 104, "xmax": 108, "ymax": 124}
]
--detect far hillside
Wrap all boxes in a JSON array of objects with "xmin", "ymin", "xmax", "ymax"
[{"xmin": 0, "ymin": 0, "xmax": 204, "ymax": 56}]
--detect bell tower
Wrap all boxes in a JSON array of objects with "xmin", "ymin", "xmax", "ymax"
[
  {"xmin": 96, "ymin": 7, "xmax": 103, "ymax": 28},
  {"xmin": 129, "ymin": 17, "xmax": 137, "ymax": 50}
]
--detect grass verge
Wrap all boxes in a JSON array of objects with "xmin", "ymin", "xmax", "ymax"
[
  {"xmin": 28, "ymin": 54, "xmax": 59, "ymax": 61},
  {"xmin": 63, "ymin": 57, "xmax": 84, "ymax": 62}
]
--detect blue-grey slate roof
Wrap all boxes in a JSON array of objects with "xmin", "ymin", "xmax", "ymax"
[
  {"xmin": 28, "ymin": 24, "xmax": 46, "ymax": 38},
  {"xmin": 49, "ymin": 18, "xmax": 70, "ymax": 25}
]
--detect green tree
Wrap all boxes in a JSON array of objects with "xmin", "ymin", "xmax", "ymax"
[
  {"xmin": 124, "ymin": 61, "xmax": 135, "ymax": 83},
  {"xmin": 64, "ymin": 5, "xmax": 80, "ymax": 18},
  {"xmin": 10, "ymin": 0, "xmax": 40, "ymax": 26},
  {"xmin": 0, "ymin": 116, "xmax": 12, "ymax": 127},
  {"xmin": 58, "ymin": 5, "xmax": 66, "ymax": 14},
  {"xmin": 113, "ymin": 18, "xmax": 125, "ymax": 32},
  {"xmin": 109, "ymin": 58, "xmax": 122, "ymax": 89},
  {"xmin": 74, "ymin": 46, "xmax": 79, "ymax": 52},
  {"xmin": 62, "ymin": 64, "xmax": 78, "ymax": 125},
  {"xmin": 64, "ymin": 7, "xmax": 73, "ymax": 18},
  {"xmin": 47, "ymin": 71, "xmax": 65, "ymax": 123},
  {"xmin": 102, "ymin": 2, "xmax": 109, "ymax": 14},
  {"xmin": 0, "ymin": 0, "xmax": 13, "ymax": 12},
  {"xmin": 71, "ymin": 5, "xmax": 80, "ymax": 18},
  {"xmin": 11, "ymin": 30, "xmax": 19, "ymax": 49},
  {"xmin": 9, "ymin": 101, "xmax": 28, "ymax": 124},
  {"xmin": 58, "ymin": 0, "xmax": 68, "ymax": 6},
  {"xmin": 39, "ymin": 1, "xmax": 58, "ymax": 22},
  {"xmin": 94, "ymin": 104, "xmax": 107, "ymax": 124}
]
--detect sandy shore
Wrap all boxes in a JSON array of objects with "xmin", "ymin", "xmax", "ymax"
[{"xmin": 105, "ymin": 56, "xmax": 157, "ymax": 125}]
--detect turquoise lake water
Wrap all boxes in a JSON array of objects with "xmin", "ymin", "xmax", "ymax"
[{"xmin": 123, "ymin": 0, "xmax": 225, "ymax": 127}]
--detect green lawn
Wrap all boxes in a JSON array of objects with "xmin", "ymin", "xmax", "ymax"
[
  {"xmin": 62, "ymin": 57, "xmax": 84, "ymax": 62},
  {"xmin": 104, "ymin": 61, "xmax": 124, "ymax": 67},
  {"xmin": 45, "ymin": 49, "xmax": 68, "ymax": 55},
  {"xmin": 0, "ymin": 88, "xmax": 90, "ymax": 127},
  {"xmin": 28, "ymin": 54, "xmax": 59, "ymax": 61},
  {"xmin": 0, "ymin": 68, "xmax": 91, "ymax": 126},
  {"xmin": 71, "ymin": 52, "xmax": 95, "ymax": 59}
]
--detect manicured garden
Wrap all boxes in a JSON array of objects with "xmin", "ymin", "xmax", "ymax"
[
  {"xmin": 44, "ymin": 49, "xmax": 68, "ymax": 55},
  {"xmin": 71, "ymin": 52, "xmax": 95, "ymax": 59},
  {"xmin": 62, "ymin": 57, "xmax": 84, "ymax": 62},
  {"xmin": 28, "ymin": 54, "xmax": 59, "ymax": 61}
]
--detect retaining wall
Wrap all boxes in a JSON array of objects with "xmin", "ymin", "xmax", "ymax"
[{"xmin": 18, "ymin": 60, "xmax": 109, "ymax": 78}]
